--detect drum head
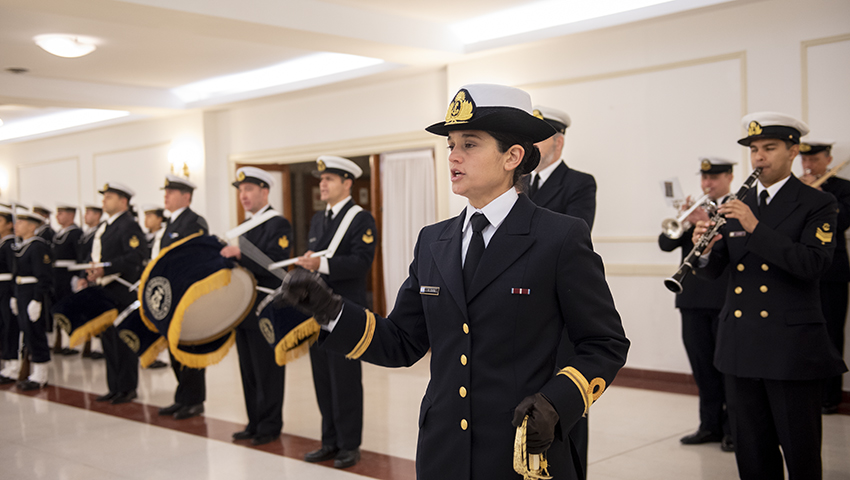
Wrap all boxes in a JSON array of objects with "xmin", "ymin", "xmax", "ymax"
[{"xmin": 177, "ymin": 266, "xmax": 256, "ymax": 344}]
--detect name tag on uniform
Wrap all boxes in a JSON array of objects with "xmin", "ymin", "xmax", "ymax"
[
  {"xmin": 728, "ymin": 231, "xmax": 746, "ymax": 238},
  {"xmin": 420, "ymin": 286, "xmax": 440, "ymax": 296},
  {"xmin": 511, "ymin": 288, "xmax": 531, "ymax": 295},
  {"xmin": 170, "ymin": 232, "xmax": 179, "ymax": 238}
]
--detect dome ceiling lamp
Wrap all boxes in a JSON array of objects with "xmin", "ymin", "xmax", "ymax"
[{"xmin": 34, "ymin": 34, "xmax": 97, "ymax": 58}]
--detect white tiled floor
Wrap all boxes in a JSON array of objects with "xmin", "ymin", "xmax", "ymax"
[{"xmin": 2, "ymin": 347, "xmax": 849, "ymax": 479}]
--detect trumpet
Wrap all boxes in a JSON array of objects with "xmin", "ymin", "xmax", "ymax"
[
  {"xmin": 661, "ymin": 193, "xmax": 712, "ymax": 239},
  {"xmin": 805, "ymin": 159, "xmax": 850, "ymax": 189},
  {"xmin": 664, "ymin": 167, "xmax": 762, "ymax": 294}
]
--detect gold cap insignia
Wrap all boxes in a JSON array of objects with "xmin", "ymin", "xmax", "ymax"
[
  {"xmin": 237, "ymin": 171, "xmax": 246, "ymax": 182},
  {"xmin": 54, "ymin": 314, "xmax": 72, "ymax": 334},
  {"xmin": 317, "ymin": 159, "xmax": 326, "ymax": 172},
  {"xmin": 129, "ymin": 235, "xmax": 140, "ymax": 248},
  {"xmin": 164, "ymin": 179, "xmax": 171, "ymax": 188},
  {"xmin": 103, "ymin": 183, "xmax": 110, "ymax": 191},
  {"xmin": 278, "ymin": 235, "xmax": 289, "ymax": 249},
  {"xmin": 119, "ymin": 329, "xmax": 141, "ymax": 353},
  {"xmin": 43, "ymin": 254, "xmax": 51, "ymax": 264},
  {"xmin": 822, "ymin": 223, "xmax": 830, "ymax": 232},
  {"xmin": 445, "ymin": 89, "xmax": 475, "ymax": 125},
  {"xmin": 748, "ymin": 121, "xmax": 763, "ymax": 136},
  {"xmin": 816, "ymin": 226, "xmax": 833, "ymax": 244},
  {"xmin": 701, "ymin": 159, "xmax": 712, "ymax": 172},
  {"xmin": 362, "ymin": 228, "xmax": 374, "ymax": 244},
  {"xmin": 799, "ymin": 143, "xmax": 811, "ymax": 153},
  {"xmin": 259, "ymin": 318, "xmax": 275, "ymax": 344},
  {"xmin": 532, "ymin": 109, "xmax": 543, "ymax": 120}
]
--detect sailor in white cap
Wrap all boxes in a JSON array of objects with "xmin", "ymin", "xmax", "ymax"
[
  {"xmin": 278, "ymin": 84, "xmax": 628, "ymax": 480},
  {"xmin": 224, "ymin": 166, "xmax": 292, "ymax": 445},
  {"xmin": 527, "ymin": 106, "xmax": 596, "ymax": 230},
  {"xmin": 156, "ymin": 174, "xmax": 210, "ymax": 420},
  {"xmin": 0, "ymin": 205, "xmax": 18, "ymax": 384},
  {"xmin": 76, "ymin": 203, "xmax": 105, "ymax": 359},
  {"xmin": 30, "ymin": 203, "xmax": 55, "ymax": 243},
  {"xmin": 141, "ymin": 204, "xmax": 166, "ymax": 253},
  {"xmin": 89, "ymin": 181, "xmax": 148, "ymax": 404},
  {"xmin": 799, "ymin": 137, "xmax": 850, "ymax": 415},
  {"xmin": 51, "ymin": 204, "xmax": 83, "ymax": 356},
  {"xmin": 11, "ymin": 208, "xmax": 54, "ymax": 390},
  {"xmin": 297, "ymin": 155, "xmax": 375, "ymax": 469},
  {"xmin": 694, "ymin": 112, "xmax": 847, "ymax": 479}
]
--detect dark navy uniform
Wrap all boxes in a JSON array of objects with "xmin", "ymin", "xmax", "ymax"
[
  {"xmin": 307, "ymin": 198, "xmax": 376, "ymax": 453},
  {"xmin": 818, "ymin": 176, "xmax": 850, "ymax": 409},
  {"xmin": 52, "ymin": 225, "xmax": 82, "ymax": 304},
  {"xmin": 92, "ymin": 210, "xmax": 148, "ymax": 395},
  {"xmin": 234, "ymin": 205, "xmax": 292, "ymax": 439},
  {"xmin": 697, "ymin": 175, "xmax": 847, "ymax": 479},
  {"xmin": 13, "ymin": 236, "xmax": 54, "ymax": 364},
  {"xmin": 35, "ymin": 223, "xmax": 55, "ymax": 244},
  {"xmin": 526, "ymin": 162, "xmax": 597, "ymax": 230},
  {"xmin": 322, "ymin": 195, "xmax": 629, "ymax": 480},
  {"xmin": 0, "ymin": 234, "xmax": 18, "ymax": 364},
  {"xmin": 160, "ymin": 208, "xmax": 209, "ymax": 408},
  {"xmin": 77, "ymin": 226, "xmax": 98, "ymax": 264}
]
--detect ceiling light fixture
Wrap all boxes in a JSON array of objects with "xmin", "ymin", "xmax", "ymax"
[
  {"xmin": 34, "ymin": 34, "xmax": 97, "ymax": 58},
  {"xmin": 0, "ymin": 109, "xmax": 129, "ymax": 142}
]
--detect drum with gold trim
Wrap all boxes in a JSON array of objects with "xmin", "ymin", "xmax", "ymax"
[{"xmin": 256, "ymin": 291, "xmax": 318, "ymax": 366}]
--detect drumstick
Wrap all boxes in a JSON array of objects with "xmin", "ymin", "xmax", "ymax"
[
  {"xmin": 268, "ymin": 250, "xmax": 329, "ymax": 270},
  {"xmin": 67, "ymin": 262, "xmax": 112, "ymax": 271}
]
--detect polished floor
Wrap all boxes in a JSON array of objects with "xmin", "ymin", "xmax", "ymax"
[{"xmin": 1, "ymin": 343, "xmax": 849, "ymax": 479}]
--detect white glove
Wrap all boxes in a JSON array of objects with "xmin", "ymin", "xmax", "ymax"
[
  {"xmin": 10, "ymin": 298, "xmax": 17, "ymax": 315},
  {"xmin": 27, "ymin": 301, "xmax": 42, "ymax": 322}
]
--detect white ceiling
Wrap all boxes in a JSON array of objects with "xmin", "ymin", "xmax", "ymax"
[{"xmin": 0, "ymin": 0, "xmax": 740, "ymax": 142}]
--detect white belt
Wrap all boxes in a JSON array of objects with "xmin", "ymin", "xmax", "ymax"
[
  {"xmin": 54, "ymin": 260, "xmax": 76, "ymax": 268},
  {"xmin": 16, "ymin": 276, "xmax": 37, "ymax": 285},
  {"xmin": 0, "ymin": 273, "xmax": 12, "ymax": 282}
]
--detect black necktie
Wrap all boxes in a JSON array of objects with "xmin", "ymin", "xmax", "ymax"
[
  {"xmin": 324, "ymin": 210, "xmax": 332, "ymax": 230},
  {"xmin": 529, "ymin": 174, "xmax": 540, "ymax": 198},
  {"xmin": 759, "ymin": 190, "xmax": 770, "ymax": 215},
  {"xmin": 463, "ymin": 213, "xmax": 489, "ymax": 293}
]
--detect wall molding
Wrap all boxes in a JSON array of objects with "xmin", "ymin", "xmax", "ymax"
[
  {"xmin": 16, "ymin": 155, "xmax": 80, "ymax": 207},
  {"xmin": 801, "ymin": 33, "xmax": 850, "ymax": 123},
  {"xmin": 604, "ymin": 263, "xmax": 675, "ymax": 277}
]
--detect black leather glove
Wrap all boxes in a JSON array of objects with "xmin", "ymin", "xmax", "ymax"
[
  {"xmin": 511, "ymin": 393, "xmax": 560, "ymax": 454},
  {"xmin": 278, "ymin": 268, "xmax": 343, "ymax": 325}
]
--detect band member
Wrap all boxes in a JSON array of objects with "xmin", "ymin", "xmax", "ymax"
[
  {"xmin": 799, "ymin": 138, "xmax": 850, "ymax": 415},
  {"xmin": 51, "ymin": 204, "xmax": 82, "ymax": 356},
  {"xmin": 87, "ymin": 182, "xmax": 148, "ymax": 404},
  {"xmin": 221, "ymin": 167, "xmax": 292, "ymax": 446},
  {"xmin": 658, "ymin": 158, "xmax": 734, "ymax": 451},
  {"xmin": 296, "ymin": 156, "xmax": 376, "ymax": 469},
  {"xmin": 694, "ymin": 113, "xmax": 847, "ymax": 479},
  {"xmin": 279, "ymin": 84, "xmax": 629, "ymax": 480},
  {"xmin": 525, "ymin": 106, "xmax": 596, "ymax": 229},
  {"xmin": 13, "ymin": 208, "xmax": 54, "ymax": 390},
  {"xmin": 155, "ymin": 174, "xmax": 209, "ymax": 420},
  {"xmin": 77, "ymin": 204, "xmax": 104, "ymax": 359},
  {"xmin": 32, "ymin": 204, "xmax": 55, "ymax": 243},
  {"xmin": 142, "ymin": 205, "xmax": 165, "ymax": 254},
  {"xmin": 0, "ymin": 206, "xmax": 19, "ymax": 384}
]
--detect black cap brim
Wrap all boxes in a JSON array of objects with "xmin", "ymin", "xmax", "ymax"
[
  {"xmin": 231, "ymin": 178, "xmax": 268, "ymax": 189},
  {"xmin": 426, "ymin": 107, "xmax": 556, "ymax": 143}
]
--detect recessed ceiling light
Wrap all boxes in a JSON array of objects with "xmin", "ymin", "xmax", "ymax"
[{"xmin": 34, "ymin": 34, "xmax": 97, "ymax": 58}]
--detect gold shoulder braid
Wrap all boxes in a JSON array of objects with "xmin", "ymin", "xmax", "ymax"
[{"xmin": 513, "ymin": 416, "xmax": 552, "ymax": 480}]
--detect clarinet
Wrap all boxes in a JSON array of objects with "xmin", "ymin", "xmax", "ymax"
[{"xmin": 664, "ymin": 167, "xmax": 762, "ymax": 294}]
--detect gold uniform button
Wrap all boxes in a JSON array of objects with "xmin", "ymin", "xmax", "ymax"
[
  {"xmin": 463, "ymin": 323, "xmax": 469, "ymax": 334},
  {"xmin": 461, "ymin": 419, "xmax": 468, "ymax": 430},
  {"xmin": 737, "ymin": 264, "xmax": 745, "ymax": 272},
  {"xmin": 459, "ymin": 386, "xmax": 467, "ymax": 398},
  {"xmin": 734, "ymin": 310, "xmax": 742, "ymax": 318},
  {"xmin": 761, "ymin": 264, "xmax": 769, "ymax": 271},
  {"xmin": 760, "ymin": 285, "xmax": 768, "ymax": 293},
  {"xmin": 460, "ymin": 354, "xmax": 467, "ymax": 366},
  {"xmin": 734, "ymin": 287, "xmax": 742, "ymax": 294},
  {"xmin": 761, "ymin": 311, "xmax": 769, "ymax": 318}
]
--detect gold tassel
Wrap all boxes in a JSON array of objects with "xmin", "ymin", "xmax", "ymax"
[
  {"xmin": 273, "ymin": 318, "xmax": 321, "ymax": 366},
  {"xmin": 68, "ymin": 309, "xmax": 118, "ymax": 348},
  {"xmin": 513, "ymin": 416, "xmax": 552, "ymax": 480},
  {"xmin": 138, "ymin": 336, "xmax": 169, "ymax": 369},
  {"xmin": 170, "ymin": 331, "xmax": 237, "ymax": 369}
]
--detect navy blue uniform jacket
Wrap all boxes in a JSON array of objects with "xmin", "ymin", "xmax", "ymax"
[
  {"xmin": 322, "ymin": 195, "xmax": 629, "ymax": 480},
  {"xmin": 528, "ymin": 163, "xmax": 596, "ymax": 230},
  {"xmin": 160, "ymin": 208, "xmax": 208, "ymax": 250},
  {"xmin": 820, "ymin": 176, "xmax": 850, "ymax": 282}
]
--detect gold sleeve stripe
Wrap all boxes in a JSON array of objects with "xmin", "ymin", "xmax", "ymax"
[
  {"xmin": 345, "ymin": 309, "xmax": 376, "ymax": 360},
  {"xmin": 556, "ymin": 366, "xmax": 608, "ymax": 417}
]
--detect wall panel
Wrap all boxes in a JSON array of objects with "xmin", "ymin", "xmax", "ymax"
[{"xmin": 18, "ymin": 157, "xmax": 80, "ymax": 228}]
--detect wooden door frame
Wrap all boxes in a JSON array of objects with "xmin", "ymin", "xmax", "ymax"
[
  {"xmin": 369, "ymin": 154, "xmax": 386, "ymax": 317},
  {"xmin": 235, "ymin": 163, "xmax": 292, "ymax": 224}
]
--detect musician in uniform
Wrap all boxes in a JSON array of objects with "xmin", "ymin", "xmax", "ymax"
[
  {"xmin": 524, "ymin": 106, "xmax": 596, "ymax": 230},
  {"xmin": 279, "ymin": 84, "xmax": 629, "ymax": 480},
  {"xmin": 658, "ymin": 158, "xmax": 734, "ymax": 451},
  {"xmin": 0, "ymin": 205, "xmax": 20, "ymax": 384},
  {"xmin": 142, "ymin": 205, "xmax": 165, "ymax": 253},
  {"xmin": 77, "ymin": 203, "xmax": 105, "ymax": 359},
  {"xmin": 13, "ymin": 208, "xmax": 54, "ymax": 390},
  {"xmin": 32, "ymin": 204, "xmax": 55, "ymax": 244},
  {"xmin": 799, "ymin": 138, "xmax": 850, "ymax": 415},
  {"xmin": 694, "ymin": 112, "xmax": 847, "ymax": 479},
  {"xmin": 221, "ymin": 167, "xmax": 292, "ymax": 446},
  {"xmin": 156, "ymin": 174, "xmax": 210, "ymax": 420},
  {"xmin": 51, "ymin": 204, "xmax": 82, "ymax": 356},
  {"xmin": 87, "ymin": 182, "xmax": 148, "ymax": 404},
  {"xmin": 295, "ymin": 156, "xmax": 376, "ymax": 469}
]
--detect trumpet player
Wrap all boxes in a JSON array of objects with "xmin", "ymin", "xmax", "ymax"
[
  {"xmin": 658, "ymin": 157, "xmax": 734, "ymax": 451},
  {"xmin": 693, "ymin": 113, "xmax": 846, "ymax": 480},
  {"xmin": 800, "ymin": 139, "xmax": 850, "ymax": 415}
]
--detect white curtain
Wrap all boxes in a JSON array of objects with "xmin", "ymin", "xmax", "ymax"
[{"xmin": 381, "ymin": 149, "xmax": 436, "ymax": 312}]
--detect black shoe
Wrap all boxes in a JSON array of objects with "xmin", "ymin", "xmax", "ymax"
[
  {"xmin": 0, "ymin": 375, "xmax": 16, "ymax": 385},
  {"xmin": 174, "ymin": 404, "xmax": 204, "ymax": 420},
  {"xmin": 680, "ymin": 429, "xmax": 723, "ymax": 444},
  {"xmin": 159, "ymin": 403, "xmax": 183, "ymax": 416},
  {"xmin": 110, "ymin": 391, "xmax": 137, "ymax": 404},
  {"xmin": 89, "ymin": 351, "xmax": 104, "ymax": 360},
  {"xmin": 17, "ymin": 379, "xmax": 47, "ymax": 391},
  {"xmin": 304, "ymin": 445, "xmax": 340, "ymax": 463},
  {"xmin": 61, "ymin": 348, "xmax": 79, "ymax": 356},
  {"xmin": 822, "ymin": 404, "xmax": 839, "ymax": 415},
  {"xmin": 720, "ymin": 435, "xmax": 735, "ymax": 452},
  {"xmin": 148, "ymin": 360, "xmax": 168, "ymax": 369},
  {"xmin": 251, "ymin": 433, "xmax": 280, "ymax": 446},
  {"xmin": 334, "ymin": 449, "xmax": 361, "ymax": 469},
  {"xmin": 232, "ymin": 429, "xmax": 255, "ymax": 440},
  {"xmin": 95, "ymin": 391, "xmax": 118, "ymax": 402}
]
